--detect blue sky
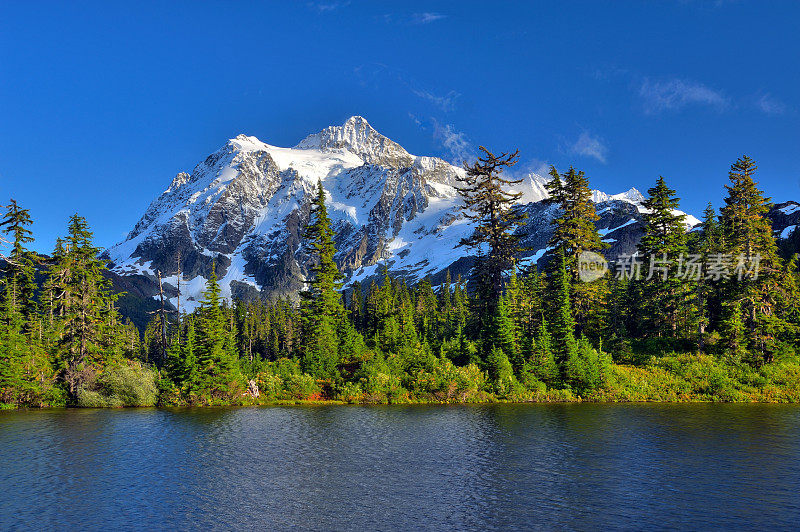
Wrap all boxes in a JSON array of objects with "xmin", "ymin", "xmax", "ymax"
[{"xmin": 1, "ymin": 1, "xmax": 798, "ymax": 253}]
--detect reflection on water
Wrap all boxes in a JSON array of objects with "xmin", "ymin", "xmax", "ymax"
[{"xmin": 1, "ymin": 404, "xmax": 799, "ymax": 530}]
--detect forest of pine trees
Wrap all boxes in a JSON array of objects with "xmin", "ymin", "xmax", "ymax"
[{"xmin": 2, "ymin": 155, "xmax": 800, "ymax": 408}]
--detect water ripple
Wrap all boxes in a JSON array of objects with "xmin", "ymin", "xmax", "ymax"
[{"xmin": 1, "ymin": 404, "xmax": 799, "ymax": 530}]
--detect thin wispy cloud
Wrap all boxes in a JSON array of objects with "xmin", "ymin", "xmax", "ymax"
[
  {"xmin": 411, "ymin": 12, "xmax": 446, "ymax": 24},
  {"xmin": 639, "ymin": 78, "xmax": 729, "ymax": 114},
  {"xmin": 430, "ymin": 118, "xmax": 474, "ymax": 164},
  {"xmin": 408, "ymin": 113, "xmax": 423, "ymax": 127},
  {"xmin": 411, "ymin": 88, "xmax": 460, "ymax": 112},
  {"xmin": 756, "ymin": 93, "xmax": 787, "ymax": 115},
  {"xmin": 510, "ymin": 159, "xmax": 551, "ymax": 179},
  {"xmin": 383, "ymin": 12, "xmax": 447, "ymax": 25},
  {"xmin": 353, "ymin": 63, "xmax": 390, "ymax": 89},
  {"xmin": 308, "ymin": 1, "xmax": 350, "ymax": 13},
  {"xmin": 354, "ymin": 63, "xmax": 461, "ymax": 113},
  {"xmin": 569, "ymin": 132, "xmax": 608, "ymax": 164}
]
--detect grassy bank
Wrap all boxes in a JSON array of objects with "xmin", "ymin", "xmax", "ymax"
[{"xmin": 4, "ymin": 352, "xmax": 798, "ymax": 410}]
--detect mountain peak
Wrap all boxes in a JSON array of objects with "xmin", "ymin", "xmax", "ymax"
[
  {"xmin": 226, "ymin": 133, "xmax": 269, "ymax": 153},
  {"xmin": 592, "ymin": 187, "xmax": 646, "ymax": 205},
  {"xmin": 295, "ymin": 116, "xmax": 413, "ymax": 166},
  {"xmin": 616, "ymin": 187, "xmax": 645, "ymax": 203},
  {"xmin": 106, "ymin": 117, "xmax": 717, "ymax": 314},
  {"xmin": 343, "ymin": 115, "xmax": 370, "ymax": 128}
]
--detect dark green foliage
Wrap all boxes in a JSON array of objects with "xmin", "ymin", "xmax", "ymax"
[
  {"xmin": 456, "ymin": 147, "xmax": 526, "ymax": 331},
  {"xmin": 300, "ymin": 180, "xmax": 345, "ymax": 378},
  {"xmin": 47, "ymin": 215, "xmax": 130, "ymax": 397},
  {"xmin": 549, "ymin": 249, "xmax": 578, "ymax": 371},
  {"xmin": 486, "ymin": 346, "xmax": 512, "ymax": 383},
  {"xmin": 545, "ymin": 166, "xmax": 606, "ymax": 274},
  {"xmin": 693, "ymin": 202, "xmax": 724, "ymax": 346},
  {"xmin": 492, "ymin": 294, "xmax": 521, "ymax": 372},
  {"xmin": 636, "ymin": 176, "xmax": 693, "ymax": 338},
  {"xmin": 0, "ymin": 200, "xmax": 39, "ymax": 329},
  {"xmin": 0, "ymin": 200, "xmax": 49, "ymax": 405},
  {"xmin": 190, "ymin": 264, "xmax": 242, "ymax": 398},
  {"xmin": 529, "ymin": 321, "xmax": 559, "ymax": 385},
  {"xmin": 544, "ymin": 165, "xmax": 608, "ymax": 340},
  {"xmin": 3, "ymin": 153, "xmax": 800, "ymax": 407},
  {"xmin": 719, "ymin": 156, "xmax": 789, "ymax": 363}
]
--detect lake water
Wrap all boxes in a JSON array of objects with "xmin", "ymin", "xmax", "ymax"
[{"xmin": 1, "ymin": 404, "xmax": 799, "ymax": 530}]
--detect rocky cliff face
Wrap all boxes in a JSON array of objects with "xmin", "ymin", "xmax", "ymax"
[{"xmin": 105, "ymin": 116, "xmax": 703, "ymax": 312}]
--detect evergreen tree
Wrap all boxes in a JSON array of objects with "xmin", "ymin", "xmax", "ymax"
[
  {"xmin": 457, "ymin": 147, "xmax": 526, "ymax": 326},
  {"xmin": 0, "ymin": 200, "xmax": 39, "ymax": 331},
  {"xmin": 439, "ymin": 270, "xmax": 455, "ymax": 338},
  {"xmin": 492, "ymin": 294, "xmax": 522, "ymax": 373},
  {"xmin": 604, "ymin": 275, "xmax": 634, "ymax": 362},
  {"xmin": 719, "ymin": 156, "xmax": 786, "ymax": 362},
  {"xmin": 486, "ymin": 346, "xmax": 516, "ymax": 394},
  {"xmin": 415, "ymin": 279, "xmax": 439, "ymax": 347},
  {"xmin": 520, "ymin": 266, "xmax": 545, "ymax": 334},
  {"xmin": 545, "ymin": 166, "xmax": 606, "ymax": 277},
  {"xmin": 548, "ymin": 249, "xmax": 578, "ymax": 381},
  {"xmin": 451, "ymin": 275, "xmax": 469, "ymax": 337},
  {"xmin": 545, "ymin": 166, "xmax": 608, "ymax": 340},
  {"xmin": 300, "ymin": 180, "xmax": 345, "ymax": 377},
  {"xmin": 347, "ymin": 281, "xmax": 365, "ymax": 334},
  {"xmin": 48, "ymin": 215, "xmax": 123, "ymax": 397},
  {"xmin": 636, "ymin": 176, "xmax": 692, "ymax": 338},
  {"xmin": 192, "ymin": 263, "xmax": 240, "ymax": 398},
  {"xmin": 530, "ymin": 320, "xmax": 558, "ymax": 384},
  {"xmin": 694, "ymin": 203, "xmax": 723, "ymax": 348},
  {"xmin": 720, "ymin": 300, "xmax": 747, "ymax": 361},
  {"xmin": 504, "ymin": 270, "xmax": 525, "ymax": 343},
  {"xmin": 0, "ymin": 200, "xmax": 54, "ymax": 405},
  {"xmin": 0, "ymin": 288, "xmax": 27, "ymax": 404}
]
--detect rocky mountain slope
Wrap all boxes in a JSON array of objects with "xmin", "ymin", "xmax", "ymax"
[{"xmin": 111, "ymin": 116, "xmax": 788, "ymax": 313}]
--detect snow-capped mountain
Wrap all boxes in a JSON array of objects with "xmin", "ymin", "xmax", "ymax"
[
  {"xmin": 104, "ymin": 116, "xmax": 696, "ymax": 312},
  {"xmin": 770, "ymin": 201, "xmax": 800, "ymax": 239}
]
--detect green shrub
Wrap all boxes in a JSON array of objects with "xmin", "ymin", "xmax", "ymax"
[
  {"xmin": 399, "ymin": 342, "xmax": 437, "ymax": 376},
  {"xmin": 354, "ymin": 353, "xmax": 406, "ymax": 403},
  {"xmin": 253, "ymin": 358, "xmax": 321, "ymax": 400},
  {"xmin": 156, "ymin": 375, "xmax": 185, "ymax": 406},
  {"xmin": 486, "ymin": 347, "xmax": 527, "ymax": 399},
  {"xmin": 282, "ymin": 373, "xmax": 320, "ymax": 399},
  {"xmin": 257, "ymin": 372, "xmax": 284, "ymax": 399},
  {"xmin": 486, "ymin": 347, "xmax": 513, "ymax": 383},
  {"xmin": 336, "ymin": 381, "xmax": 363, "ymax": 403},
  {"xmin": 518, "ymin": 365, "xmax": 547, "ymax": 394},
  {"xmin": 562, "ymin": 338, "xmax": 609, "ymax": 396},
  {"xmin": 410, "ymin": 357, "xmax": 488, "ymax": 402},
  {"xmin": 77, "ymin": 362, "xmax": 158, "ymax": 407}
]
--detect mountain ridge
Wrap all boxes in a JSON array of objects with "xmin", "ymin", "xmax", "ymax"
[{"xmin": 105, "ymin": 116, "xmax": 777, "ymax": 315}]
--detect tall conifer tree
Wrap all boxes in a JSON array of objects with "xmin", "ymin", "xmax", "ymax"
[
  {"xmin": 545, "ymin": 166, "xmax": 608, "ymax": 340},
  {"xmin": 636, "ymin": 176, "xmax": 691, "ymax": 338},
  {"xmin": 549, "ymin": 249, "xmax": 578, "ymax": 377},
  {"xmin": 719, "ymin": 156, "xmax": 786, "ymax": 362},
  {"xmin": 457, "ymin": 147, "xmax": 526, "ymax": 325},
  {"xmin": 48, "ymin": 215, "xmax": 122, "ymax": 396},
  {"xmin": 300, "ymin": 180, "xmax": 345, "ymax": 377},
  {"xmin": 192, "ymin": 263, "xmax": 240, "ymax": 397}
]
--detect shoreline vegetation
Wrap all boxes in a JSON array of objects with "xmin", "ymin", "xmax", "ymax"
[{"xmin": 2, "ymin": 153, "xmax": 800, "ymax": 409}]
